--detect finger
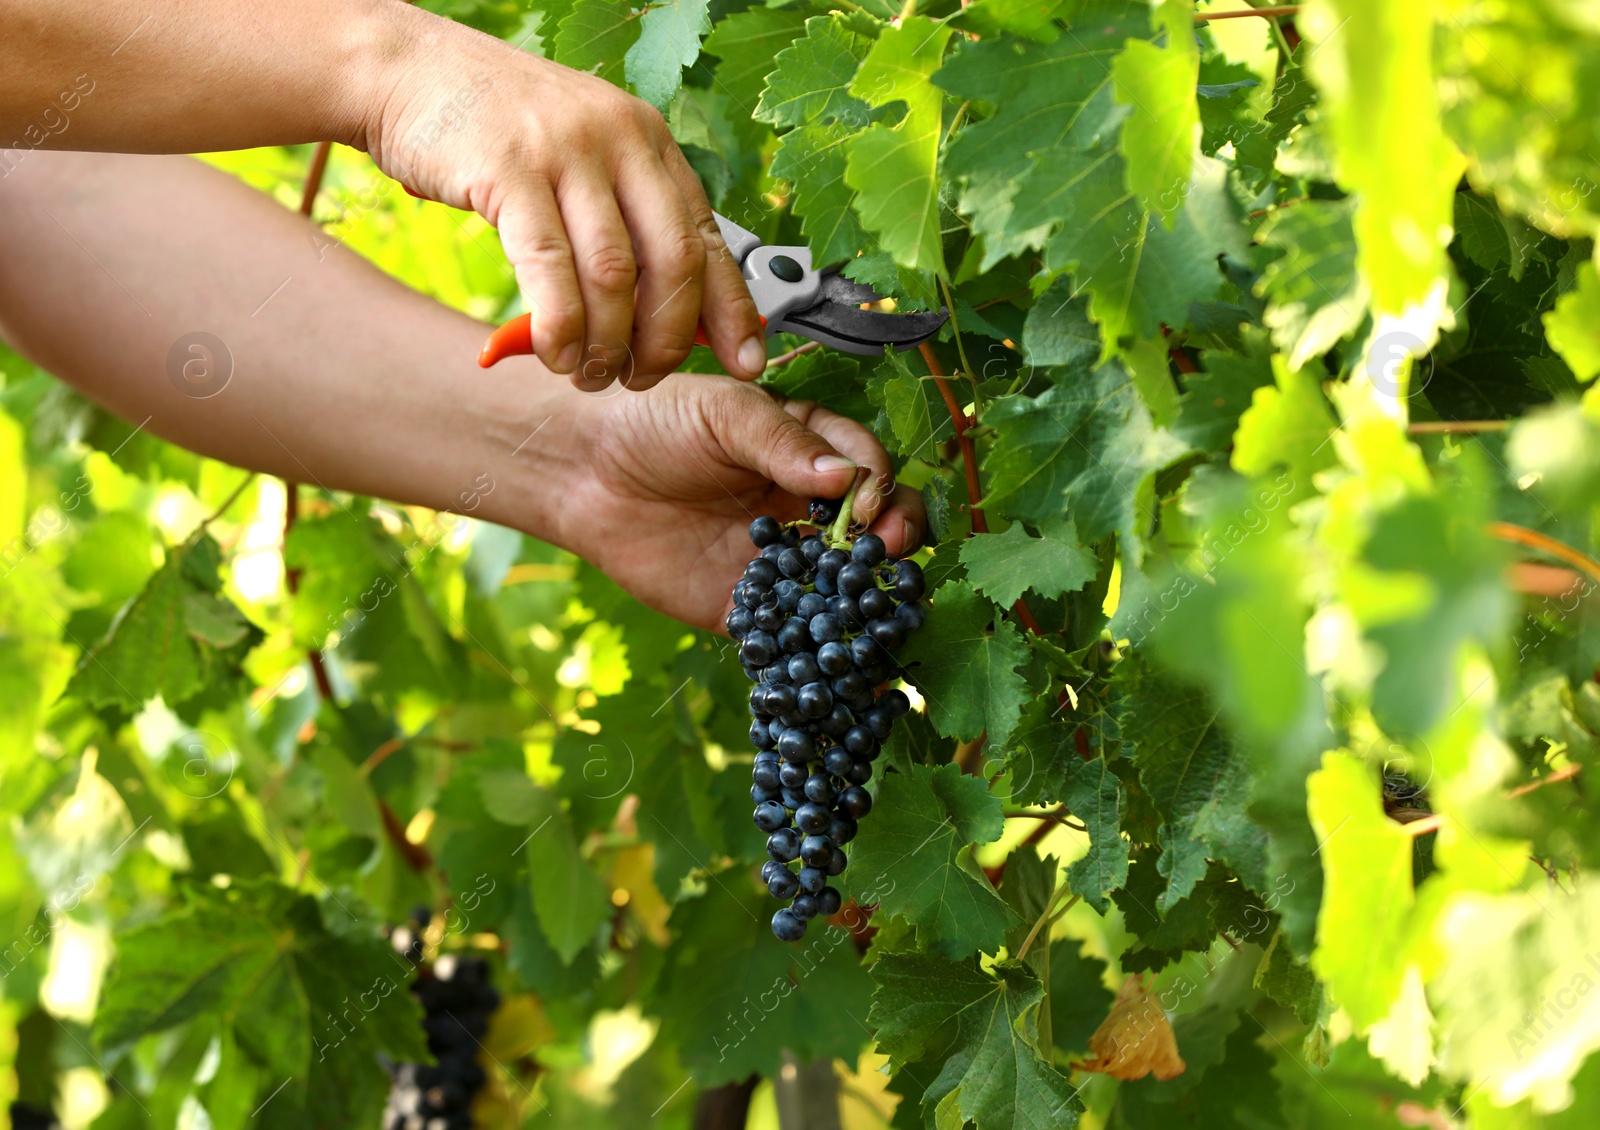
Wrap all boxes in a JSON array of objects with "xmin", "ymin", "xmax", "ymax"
[
  {"xmin": 781, "ymin": 400, "xmax": 895, "ymax": 526},
  {"xmin": 867, "ymin": 484, "xmax": 926, "ymax": 558},
  {"xmin": 659, "ymin": 142, "xmax": 766, "ymax": 379},
  {"xmin": 496, "ymin": 174, "xmax": 584, "ymax": 374},
  {"xmin": 558, "ymin": 166, "xmax": 638, "ymax": 390},
  {"xmin": 713, "ymin": 387, "xmax": 860, "ymax": 500},
  {"xmin": 615, "ymin": 154, "xmax": 705, "ymax": 390}
]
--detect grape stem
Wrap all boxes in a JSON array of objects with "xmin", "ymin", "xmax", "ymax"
[{"xmin": 825, "ymin": 471, "xmax": 866, "ymax": 548}]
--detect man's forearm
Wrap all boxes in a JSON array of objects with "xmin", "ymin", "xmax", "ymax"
[
  {"xmin": 0, "ymin": 0, "xmax": 423, "ymax": 165},
  {"xmin": 0, "ymin": 150, "xmax": 569, "ymax": 535}
]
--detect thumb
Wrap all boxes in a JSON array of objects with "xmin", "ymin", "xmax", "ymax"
[{"xmin": 717, "ymin": 393, "xmax": 859, "ymax": 501}]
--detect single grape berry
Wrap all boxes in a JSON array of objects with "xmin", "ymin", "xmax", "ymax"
[
  {"xmin": 777, "ymin": 729, "xmax": 815, "ymax": 763},
  {"xmin": 728, "ymin": 606, "xmax": 754, "ymax": 639},
  {"xmin": 753, "ymin": 762, "xmax": 781, "ymax": 793},
  {"xmin": 893, "ymin": 559, "xmax": 926, "ymax": 602},
  {"xmin": 767, "ymin": 828, "xmax": 800, "ymax": 861},
  {"xmin": 844, "ymin": 760, "xmax": 873, "ymax": 785},
  {"xmin": 750, "ymin": 516, "xmax": 783, "ymax": 547},
  {"xmin": 773, "ymin": 578, "xmax": 804, "ymax": 612},
  {"xmin": 816, "ymin": 641, "xmax": 852, "ymax": 676},
  {"xmin": 761, "ymin": 859, "xmax": 786, "ymax": 884},
  {"xmin": 741, "ymin": 632, "xmax": 777, "ymax": 667},
  {"xmin": 772, "ymin": 908, "xmax": 806, "ymax": 941},
  {"xmin": 858, "ymin": 586, "xmax": 895, "ymax": 619},
  {"xmin": 778, "ymin": 617, "xmax": 812, "ymax": 654},
  {"xmin": 779, "ymin": 761, "xmax": 807, "ymax": 790},
  {"xmin": 795, "ymin": 803, "xmax": 830, "ymax": 834},
  {"xmin": 754, "ymin": 801, "xmax": 789, "ymax": 832},
  {"xmin": 797, "ymin": 592, "xmax": 828, "ymax": 620},
  {"xmin": 882, "ymin": 688, "xmax": 911, "ymax": 717},
  {"xmin": 851, "ymin": 532, "xmax": 886, "ymax": 566},
  {"xmin": 797, "ymin": 866, "xmax": 826, "ymax": 895},
  {"xmin": 809, "ymin": 612, "xmax": 843, "ymax": 644},
  {"xmin": 820, "ymin": 704, "xmax": 854, "ymax": 736},
  {"xmin": 791, "ymin": 893, "xmax": 820, "ymax": 920},
  {"xmin": 744, "ymin": 558, "xmax": 781, "ymax": 586},
  {"xmin": 808, "ymin": 497, "xmax": 842, "ymax": 525},
  {"xmin": 817, "ymin": 887, "xmax": 843, "ymax": 916},
  {"xmin": 800, "ymin": 834, "xmax": 835, "ymax": 868},
  {"xmin": 751, "ymin": 783, "xmax": 779, "ymax": 804},
  {"xmin": 768, "ymin": 869, "xmax": 800, "ymax": 899},
  {"xmin": 803, "ymin": 773, "xmax": 837, "ymax": 806},
  {"xmin": 824, "ymin": 748, "xmax": 853, "ymax": 777},
  {"xmin": 827, "ymin": 815, "xmax": 858, "ymax": 845},
  {"xmin": 800, "ymin": 535, "xmax": 826, "ymax": 564},
  {"xmin": 838, "ymin": 786, "xmax": 873, "ymax": 820},
  {"xmin": 863, "ymin": 706, "xmax": 893, "ymax": 740},
  {"xmin": 763, "ymin": 683, "xmax": 797, "ymax": 716},
  {"xmin": 788, "ymin": 653, "xmax": 821, "ymax": 684},
  {"xmin": 778, "ymin": 547, "xmax": 810, "ymax": 579},
  {"xmin": 826, "ymin": 847, "xmax": 848, "ymax": 876},
  {"xmin": 816, "ymin": 548, "xmax": 849, "ymax": 579},
  {"xmin": 796, "ymin": 681, "xmax": 834, "ymax": 719},
  {"xmin": 895, "ymin": 601, "xmax": 926, "ymax": 631},
  {"xmin": 868, "ymin": 618, "xmax": 907, "ymax": 650},
  {"xmin": 837, "ymin": 561, "xmax": 873, "ymax": 598},
  {"xmin": 752, "ymin": 602, "xmax": 784, "ymax": 631}
]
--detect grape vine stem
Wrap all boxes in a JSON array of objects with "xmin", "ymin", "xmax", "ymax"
[
  {"xmin": 1017, "ymin": 886, "xmax": 1080, "ymax": 963},
  {"xmin": 1194, "ymin": 5, "xmax": 1299, "ymax": 21},
  {"xmin": 290, "ymin": 140, "xmax": 337, "ymax": 703},
  {"xmin": 1487, "ymin": 522, "xmax": 1600, "ymax": 588},
  {"xmin": 918, "ymin": 342, "xmax": 1046, "ymax": 636}
]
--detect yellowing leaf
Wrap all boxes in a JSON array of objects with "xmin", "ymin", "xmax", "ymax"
[{"xmin": 1077, "ymin": 975, "xmax": 1186, "ymax": 1081}]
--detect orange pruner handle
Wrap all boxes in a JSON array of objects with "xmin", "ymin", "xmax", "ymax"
[{"xmin": 478, "ymin": 314, "xmax": 765, "ymax": 369}]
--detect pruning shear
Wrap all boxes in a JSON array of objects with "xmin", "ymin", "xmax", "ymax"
[{"xmin": 477, "ymin": 212, "xmax": 947, "ymax": 368}]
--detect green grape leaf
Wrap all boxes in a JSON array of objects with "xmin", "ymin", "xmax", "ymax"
[
  {"xmin": 1360, "ymin": 485, "xmax": 1511, "ymax": 736},
  {"xmin": 484, "ymin": 776, "xmax": 611, "ymax": 964},
  {"xmin": 772, "ymin": 122, "xmax": 871, "ymax": 267},
  {"xmin": 1173, "ymin": 338, "xmax": 1275, "ymax": 453},
  {"xmin": 651, "ymin": 883, "xmax": 873, "ymax": 1084},
  {"xmin": 1544, "ymin": 260, "xmax": 1600, "ymax": 382},
  {"xmin": 760, "ymin": 350, "xmax": 873, "ymax": 425},
  {"xmin": 1026, "ymin": 149, "xmax": 1235, "ymax": 351},
  {"xmin": 1048, "ymin": 937, "xmax": 1115, "ymax": 1055},
  {"xmin": 869, "ymin": 953, "xmax": 1083, "ymax": 1129},
  {"xmin": 983, "ymin": 362, "xmax": 1185, "ymax": 563},
  {"xmin": 865, "ymin": 349, "xmax": 953, "ymax": 461},
  {"xmin": 1306, "ymin": 752, "xmax": 1414, "ymax": 1029},
  {"xmin": 845, "ymin": 17, "xmax": 953, "ymax": 272},
  {"xmin": 1256, "ymin": 198, "xmax": 1369, "ymax": 369},
  {"xmin": 937, "ymin": 8, "xmax": 1150, "ymax": 268},
  {"xmin": 899, "ymin": 580, "xmax": 1032, "ymax": 749},
  {"xmin": 1021, "ymin": 278, "xmax": 1101, "ymax": 370},
  {"xmin": 1112, "ymin": 2, "xmax": 1199, "ymax": 224},
  {"xmin": 1060, "ymin": 754, "xmax": 1129, "ymax": 913},
  {"xmin": 1117, "ymin": 661, "xmax": 1263, "ymax": 912},
  {"xmin": 702, "ymin": 8, "xmax": 808, "ymax": 112},
  {"xmin": 846, "ymin": 762, "xmax": 1017, "ymax": 958},
  {"xmin": 1255, "ymin": 929, "xmax": 1323, "ymax": 1024},
  {"xmin": 625, "ymin": 0, "xmax": 711, "ymax": 110},
  {"xmin": 755, "ymin": 15, "xmax": 873, "ymax": 130},
  {"xmin": 66, "ymin": 536, "xmax": 261, "ymax": 713},
  {"xmin": 555, "ymin": 0, "xmax": 641, "ymax": 81},
  {"xmin": 96, "ymin": 882, "xmax": 426, "ymax": 1123},
  {"xmin": 959, "ymin": 520, "xmax": 1098, "ymax": 607}
]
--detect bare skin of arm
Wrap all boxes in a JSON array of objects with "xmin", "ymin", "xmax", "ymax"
[
  {"xmin": 0, "ymin": 151, "xmax": 922, "ymax": 631},
  {"xmin": 0, "ymin": 0, "xmax": 765, "ymax": 387}
]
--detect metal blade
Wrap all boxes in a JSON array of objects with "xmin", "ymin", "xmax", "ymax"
[{"xmin": 782, "ymin": 298, "xmax": 948, "ymax": 355}]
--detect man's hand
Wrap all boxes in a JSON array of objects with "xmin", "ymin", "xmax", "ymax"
[
  {"xmin": 363, "ymin": 10, "xmax": 767, "ymax": 391},
  {"xmin": 548, "ymin": 376, "xmax": 925, "ymax": 632}
]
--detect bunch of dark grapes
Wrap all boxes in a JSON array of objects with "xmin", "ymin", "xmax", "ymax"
[
  {"xmin": 728, "ymin": 505, "xmax": 927, "ymax": 941},
  {"xmin": 383, "ymin": 911, "xmax": 500, "ymax": 1130}
]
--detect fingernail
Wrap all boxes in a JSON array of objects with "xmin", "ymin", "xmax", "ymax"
[
  {"xmin": 900, "ymin": 517, "xmax": 916, "ymax": 551},
  {"xmin": 813, "ymin": 454, "xmax": 856, "ymax": 474},
  {"xmin": 738, "ymin": 336, "xmax": 767, "ymax": 375},
  {"xmin": 554, "ymin": 343, "xmax": 580, "ymax": 373}
]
